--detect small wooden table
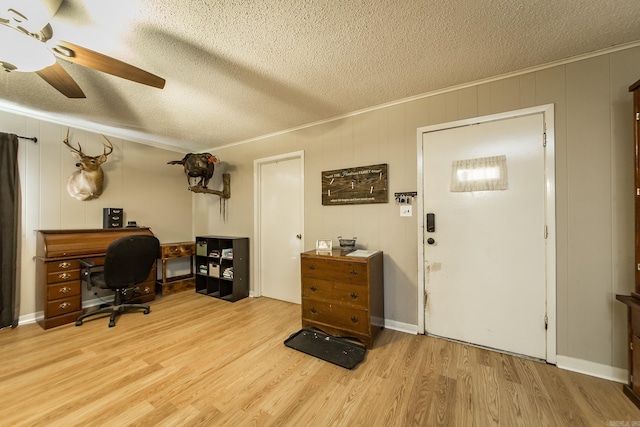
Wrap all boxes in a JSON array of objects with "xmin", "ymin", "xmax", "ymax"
[{"xmin": 157, "ymin": 242, "xmax": 196, "ymax": 295}]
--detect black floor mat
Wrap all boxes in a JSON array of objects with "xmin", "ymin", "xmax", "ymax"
[{"xmin": 284, "ymin": 328, "xmax": 366, "ymax": 369}]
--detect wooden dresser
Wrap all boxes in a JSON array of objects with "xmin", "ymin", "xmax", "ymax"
[
  {"xmin": 36, "ymin": 228, "xmax": 156, "ymax": 330},
  {"xmin": 300, "ymin": 249, "xmax": 384, "ymax": 348},
  {"xmin": 617, "ymin": 78, "xmax": 640, "ymax": 409}
]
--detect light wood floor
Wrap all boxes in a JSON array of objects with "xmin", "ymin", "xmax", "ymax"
[{"xmin": 2, "ymin": 292, "xmax": 640, "ymax": 426}]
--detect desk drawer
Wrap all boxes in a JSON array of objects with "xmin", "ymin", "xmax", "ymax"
[
  {"xmin": 47, "ymin": 269, "xmax": 80, "ymax": 284},
  {"xmin": 302, "ymin": 298, "xmax": 369, "ymax": 335},
  {"xmin": 47, "ymin": 296, "xmax": 81, "ymax": 317},
  {"xmin": 46, "ymin": 260, "xmax": 80, "ymax": 274},
  {"xmin": 47, "ymin": 281, "xmax": 81, "ymax": 300},
  {"xmin": 161, "ymin": 243, "xmax": 194, "ymax": 258},
  {"xmin": 300, "ymin": 258, "xmax": 368, "ymax": 285},
  {"xmin": 302, "ymin": 277, "xmax": 367, "ymax": 309}
]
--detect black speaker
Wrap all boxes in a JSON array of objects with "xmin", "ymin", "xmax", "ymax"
[{"xmin": 103, "ymin": 208, "xmax": 123, "ymax": 228}]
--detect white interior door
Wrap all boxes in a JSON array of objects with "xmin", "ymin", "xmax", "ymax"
[
  {"xmin": 421, "ymin": 112, "xmax": 550, "ymax": 360},
  {"xmin": 256, "ymin": 153, "xmax": 304, "ymax": 304}
]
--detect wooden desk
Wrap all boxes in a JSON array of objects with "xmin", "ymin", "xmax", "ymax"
[{"xmin": 36, "ymin": 228, "xmax": 156, "ymax": 330}]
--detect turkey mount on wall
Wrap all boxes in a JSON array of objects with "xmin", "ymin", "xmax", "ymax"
[{"xmin": 167, "ymin": 153, "xmax": 230, "ymax": 199}]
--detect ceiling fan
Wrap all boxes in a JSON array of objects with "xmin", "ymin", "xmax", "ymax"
[{"xmin": 0, "ymin": 0, "xmax": 165, "ymax": 98}]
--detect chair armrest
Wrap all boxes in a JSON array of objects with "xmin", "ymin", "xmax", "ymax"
[
  {"xmin": 79, "ymin": 259, "xmax": 97, "ymax": 268},
  {"xmin": 79, "ymin": 259, "xmax": 99, "ymax": 291}
]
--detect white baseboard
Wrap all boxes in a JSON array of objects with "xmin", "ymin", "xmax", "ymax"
[
  {"xmin": 83, "ymin": 296, "xmax": 109, "ymax": 308},
  {"xmin": 18, "ymin": 312, "xmax": 38, "ymax": 325},
  {"xmin": 556, "ymin": 355, "xmax": 628, "ymax": 384},
  {"xmin": 384, "ymin": 319, "xmax": 418, "ymax": 335}
]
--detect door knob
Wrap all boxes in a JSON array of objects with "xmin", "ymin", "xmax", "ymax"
[
  {"xmin": 296, "ymin": 234, "xmax": 302, "ymax": 239},
  {"xmin": 427, "ymin": 238, "xmax": 435, "ymax": 245}
]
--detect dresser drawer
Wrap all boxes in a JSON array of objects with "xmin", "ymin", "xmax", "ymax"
[
  {"xmin": 47, "ymin": 281, "xmax": 81, "ymax": 300},
  {"xmin": 47, "ymin": 296, "xmax": 81, "ymax": 317},
  {"xmin": 302, "ymin": 277, "xmax": 367, "ymax": 309},
  {"xmin": 46, "ymin": 268, "xmax": 80, "ymax": 284},
  {"xmin": 161, "ymin": 243, "xmax": 194, "ymax": 258},
  {"xmin": 302, "ymin": 298, "xmax": 369, "ymax": 335},
  {"xmin": 300, "ymin": 258, "xmax": 368, "ymax": 285},
  {"xmin": 632, "ymin": 305, "xmax": 640, "ymax": 338},
  {"xmin": 46, "ymin": 260, "xmax": 80, "ymax": 274}
]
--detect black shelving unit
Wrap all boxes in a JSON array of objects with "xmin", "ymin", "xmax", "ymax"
[{"xmin": 195, "ymin": 236, "xmax": 249, "ymax": 302}]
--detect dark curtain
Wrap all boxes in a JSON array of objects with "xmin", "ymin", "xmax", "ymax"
[{"xmin": 0, "ymin": 133, "xmax": 20, "ymax": 328}]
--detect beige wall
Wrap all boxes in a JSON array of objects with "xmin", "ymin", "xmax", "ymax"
[
  {"xmin": 195, "ymin": 45, "xmax": 640, "ymax": 370},
  {"xmin": 0, "ymin": 111, "xmax": 193, "ymax": 318},
  {"xmin": 4, "ymin": 45, "xmax": 639, "ymax": 371}
]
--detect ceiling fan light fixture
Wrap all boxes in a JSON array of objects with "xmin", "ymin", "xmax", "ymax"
[
  {"xmin": 0, "ymin": 0, "xmax": 63, "ymax": 33},
  {"xmin": 0, "ymin": 24, "xmax": 55, "ymax": 72}
]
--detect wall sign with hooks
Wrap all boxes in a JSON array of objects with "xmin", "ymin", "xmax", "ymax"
[{"xmin": 394, "ymin": 191, "xmax": 417, "ymax": 205}]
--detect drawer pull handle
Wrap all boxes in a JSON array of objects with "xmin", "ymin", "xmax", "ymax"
[
  {"xmin": 310, "ymin": 286, "xmax": 317, "ymax": 292},
  {"xmin": 59, "ymin": 287, "xmax": 72, "ymax": 294},
  {"xmin": 310, "ymin": 307, "xmax": 317, "ymax": 314},
  {"xmin": 309, "ymin": 265, "xmax": 316, "ymax": 271},
  {"xmin": 59, "ymin": 302, "xmax": 71, "ymax": 309},
  {"xmin": 58, "ymin": 261, "xmax": 71, "ymax": 269},
  {"xmin": 58, "ymin": 272, "xmax": 71, "ymax": 280},
  {"xmin": 350, "ymin": 316, "xmax": 359, "ymax": 324},
  {"xmin": 143, "ymin": 286, "xmax": 151, "ymax": 293},
  {"xmin": 350, "ymin": 270, "xmax": 357, "ymax": 276},
  {"xmin": 350, "ymin": 292, "xmax": 358, "ymax": 299}
]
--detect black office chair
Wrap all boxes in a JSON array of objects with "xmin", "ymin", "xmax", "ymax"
[{"xmin": 76, "ymin": 235, "xmax": 160, "ymax": 327}]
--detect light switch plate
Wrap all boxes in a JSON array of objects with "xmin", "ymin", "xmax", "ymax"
[{"xmin": 400, "ymin": 206, "xmax": 412, "ymax": 217}]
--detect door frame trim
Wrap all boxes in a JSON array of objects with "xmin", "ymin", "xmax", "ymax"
[
  {"xmin": 416, "ymin": 104, "xmax": 556, "ymax": 363},
  {"xmin": 253, "ymin": 150, "xmax": 305, "ymax": 298}
]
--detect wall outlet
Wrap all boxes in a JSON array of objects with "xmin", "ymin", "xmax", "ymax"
[{"xmin": 400, "ymin": 206, "xmax": 412, "ymax": 217}]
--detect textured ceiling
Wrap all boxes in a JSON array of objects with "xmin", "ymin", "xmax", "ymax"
[{"xmin": 1, "ymin": 0, "xmax": 640, "ymax": 152}]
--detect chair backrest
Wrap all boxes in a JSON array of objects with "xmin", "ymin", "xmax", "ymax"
[{"xmin": 102, "ymin": 235, "xmax": 160, "ymax": 289}]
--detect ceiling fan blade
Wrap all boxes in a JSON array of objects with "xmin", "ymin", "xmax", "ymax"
[
  {"xmin": 36, "ymin": 62, "xmax": 86, "ymax": 98},
  {"xmin": 53, "ymin": 40, "xmax": 166, "ymax": 89}
]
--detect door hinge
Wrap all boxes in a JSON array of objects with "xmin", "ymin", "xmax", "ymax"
[
  {"xmin": 544, "ymin": 226, "xmax": 548, "ymax": 239},
  {"xmin": 543, "ymin": 132, "xmax": 547, "ymax": 147},
  {"xmin": 636, "ymin": 112, "xmax": 639, "ymax": 121},
  {"xmin": 637, "ymin": 188, "xmax": 639, "ymax": 196},
  {"xmin": 544, "ymin": 315, "xmax": 548, "ymax": 330}
]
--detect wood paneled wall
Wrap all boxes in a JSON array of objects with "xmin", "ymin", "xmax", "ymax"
[{"xmin": 0, "ymin": 112, "xmax": 193, "ymax": 319}]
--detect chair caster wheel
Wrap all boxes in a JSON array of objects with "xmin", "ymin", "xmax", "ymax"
[
  {"xmin": 144, "ymin": 308, "xmax": 150, "ymax": 314},
  {"xmin": 75, "ymin": 321, "xmax": 82, "ymax": 326},
  {"xmin": 108, "ymin": 322, "xmax": 115, "ymax": 327}
]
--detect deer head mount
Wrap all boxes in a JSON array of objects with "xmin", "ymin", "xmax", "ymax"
[{"xmin": 63, "ymin": 128, "xmax": 113, "ymax": 201}]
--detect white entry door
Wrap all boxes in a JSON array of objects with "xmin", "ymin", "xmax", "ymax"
[
  {"xmin": 255, "ymin": 152, "xmax": 304, "ymax": 304},
  {"xmin": 420, "ymin": 109, "xmax": 554, "ymax": 360}
]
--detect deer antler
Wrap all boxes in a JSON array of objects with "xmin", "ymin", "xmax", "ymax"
[
  {"xmin": 62, "ymin": 128, "xmax": 84, "ymax": 155},
  {"xmin": 101, "ymin": 135, "xmax": 114, "ymax": 156}
]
